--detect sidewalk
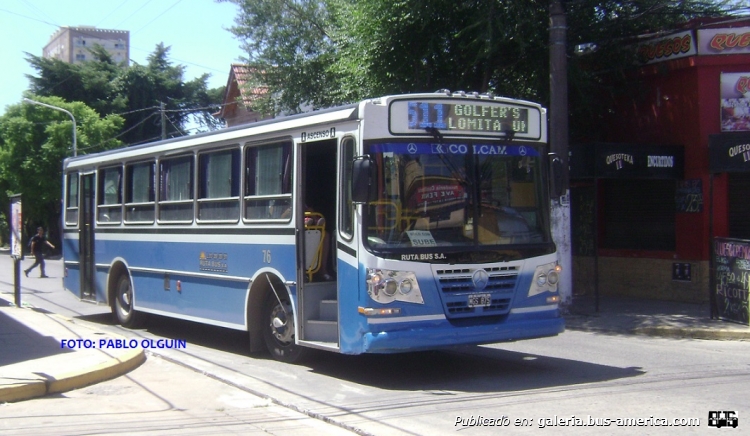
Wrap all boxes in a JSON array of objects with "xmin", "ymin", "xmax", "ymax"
[
  {"xmin": 565, "ymin": 293, "xmax": 750, "ymax": 340},
  {"xmin": 1, "ymin": 252, "xmax": 748, "ymax": 405},
  {"xmin": 0, "ymin": 251, "xmax": 143, "ymax": 403},
  {"xmin": 0, "ymin": 293, "xmax": 145, "ymax": 403}
]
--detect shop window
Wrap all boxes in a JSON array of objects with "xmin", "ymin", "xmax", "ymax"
[
  {"xmin": 602, "ymin": 179, "xmax": 675, "ymax": 251},
  {"xmin": 728, "ymin": 172, "xmax": 750, "ymax": 239}
]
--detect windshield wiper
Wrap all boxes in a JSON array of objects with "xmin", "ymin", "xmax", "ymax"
[
  {"xmin": 424, "ymin": 127, "xmax": 470, "ymax": 187},
  {"xmin": 425, "ymin": 126, "xmax": 443, "ymax": 142}
]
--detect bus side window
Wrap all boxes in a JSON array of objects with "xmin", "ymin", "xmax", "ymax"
[
  {"xmin": 125, "ymin": 162, "xmax": 155, "ymax": 223},
  {"xmin": 97, "ymin": 166, "xmax": 123, "ymax": 224},
  {"xmin": 198, "ymin": 148, "xmax": 240, "ymax": 222},
  {"xmin": 244, "ymin": 141, "xmax": 292, "ymax": 221},
  {"xmin": 159, "ymin": 155, "xmax": 194, "ymax": 223},
  {"xmin": 66, "ymin": 172, "xmax": 79, "ymax": 226},
  {"xmin": 340, "ymin": 138, "xmax": 355, "ymax": 238}
]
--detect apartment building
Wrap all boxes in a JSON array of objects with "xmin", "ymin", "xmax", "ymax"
[{"xmin": 43, "ymin": 26, "xmax": 129, "ymax": 65}]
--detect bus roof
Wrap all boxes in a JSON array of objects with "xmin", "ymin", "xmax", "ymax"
[
  {"xmin": 63, "ymin": 102, "xmax": 359, "ymax": 170},
  {"xmin": 63, "ymin": 91, "xmax": 546, "ymax": 171}
]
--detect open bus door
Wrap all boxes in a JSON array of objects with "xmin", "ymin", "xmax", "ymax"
[
  {"xmin": 296, "ymin": 138, "xmax": 340, "ymax": 348},
  {"xmin": 79, "ymin": 173, "xmax": 96, "ymax": 301}
]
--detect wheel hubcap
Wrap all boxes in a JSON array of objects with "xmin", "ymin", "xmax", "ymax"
[
  {"xmin": 119, "ymin": 283, "xmax": 132, "ymax": 311},
  {"xmin": 270, "ymin": 302, "xmax": 294, "ymax": 344}
]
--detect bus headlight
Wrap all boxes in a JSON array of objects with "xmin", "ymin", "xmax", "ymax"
[
  {"xmin": 383, "ymin": 279, "xmax": 398, "ymax": 296},
  {"xmin": 399, "ymin": 279, "xmax": 413, "ymax": 295},
  {"xmin": 536, "ymin": 273, "xmax": 547, "ymax": 286},
  {"xmin": 529, "ymin": 262, "xmax": 561, "ymax": 297},
  {"xmin": 366, "ymin": 269, "xmax": 424, "ymax": 305},
  {"xmin": 547, "ymin": 270, "xmax": 559, "ymax": 285}
]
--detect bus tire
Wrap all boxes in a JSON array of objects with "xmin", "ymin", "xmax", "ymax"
[
  {"xmin": 262, "ymin": 292, "xmax": 306, "ymax": 363},
  {"xmin": 113, "ymin": 274, "xmax": 143, "ymax": 328}
]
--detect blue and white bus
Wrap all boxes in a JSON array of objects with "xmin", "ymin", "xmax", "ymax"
[{"xmin": 62, "ymin": 91, "xmax": 564, "ymax": 362}]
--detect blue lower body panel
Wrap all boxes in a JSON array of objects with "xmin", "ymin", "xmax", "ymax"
[{"xmin": 359, "ymin": 314, "xmax": 564, "ymax": 354}]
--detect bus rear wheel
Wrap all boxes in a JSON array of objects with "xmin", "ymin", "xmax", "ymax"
[
  {"xmin": 113, "ymin": 274, "xmax": 143, "ymax": 328},
  {"xmin": 262, "ymin": 293, "xmax": 306, "ymax": 363}
]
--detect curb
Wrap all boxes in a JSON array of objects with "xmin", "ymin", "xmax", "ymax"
[
  {"xmin": 48, "ymin": 348, "xmax": 147, "ymax": 394},
  {"xmin": 565, "ymin": 321, "xmax": 750, "ymax": 341},
  {"xmin": 0, "ymin": 300, "xmax": 148, "ymax": 404},
  {"xmin": 632, "ymin": 326, "xmax": 750, "ymax": 341},
  {"xmin": 0, "ymin": 349, "xmax": 146, "ymax": 403}
]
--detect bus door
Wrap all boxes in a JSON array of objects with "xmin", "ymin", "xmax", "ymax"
[
  {"xmin": 79, "ymin": 172, "xmax": 96, "ymax": 301},
  {"xmin": 297, "ymin": 138, "xmax": 339, "ymax": 347}
]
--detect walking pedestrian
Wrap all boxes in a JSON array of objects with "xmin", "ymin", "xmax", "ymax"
[{"xmin": 25, "ymin": 227, "xmax": 55, "ymax": 278}]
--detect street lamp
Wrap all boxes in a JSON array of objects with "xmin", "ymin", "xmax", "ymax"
[{"xmin": 23, "ymin": 98, "xmax": 77, "ymax": 157}]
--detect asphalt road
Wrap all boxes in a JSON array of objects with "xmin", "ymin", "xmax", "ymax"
[{"xmin": 4, "ymin": 258, "xmax": 749, "ymax": 435}]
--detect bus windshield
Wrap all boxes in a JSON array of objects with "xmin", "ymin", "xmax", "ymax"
[{"xmin": 363, "ymin": 140, "xmax": 551, "ymax": 252}]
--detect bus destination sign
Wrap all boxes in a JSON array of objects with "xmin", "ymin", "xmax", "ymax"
[{"xmin": 389, "ymin": 100, "xmax": 542, "ymax": 139}]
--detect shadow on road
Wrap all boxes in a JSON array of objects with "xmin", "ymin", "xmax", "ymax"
[
  {"xmin": 301, "ymin": 346, "xmax": 644, "ymax": 393},
  {"xmin": 76, "ymin": 310, "xmax": 643, "ymax": 394}
]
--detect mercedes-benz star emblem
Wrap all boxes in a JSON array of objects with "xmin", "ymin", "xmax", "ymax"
[{"xmin": 472, "ymin": 269, "xmax": 490, "ymax": 291}]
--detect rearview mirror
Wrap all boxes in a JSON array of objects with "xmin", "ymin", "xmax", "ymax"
[{"xmin": 351, "ymin": 156, "xmax": 376, "ymax": 203}]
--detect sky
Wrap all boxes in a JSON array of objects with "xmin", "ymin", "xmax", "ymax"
[{"xmin": 0, "ymin": 0, "xmax": 243, "ymax": 114}]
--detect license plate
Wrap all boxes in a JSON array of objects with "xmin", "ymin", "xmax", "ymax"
[{"xmin": 467, "ymin": 293, "xmax": 492, "ymax": 308}]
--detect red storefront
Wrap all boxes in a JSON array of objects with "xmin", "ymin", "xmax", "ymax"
[{"xmin": 571, "ymin": 18, "xmax": 750, "ymax": 313}]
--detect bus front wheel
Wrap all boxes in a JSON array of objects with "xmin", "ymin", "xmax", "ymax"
[
  {"xmin": 262, "ymin": 293, "xmax": 306, "ymax": 363},
  {"xmin": 113, "ymin": 274, "xmax": 143, "ymax": 328}
]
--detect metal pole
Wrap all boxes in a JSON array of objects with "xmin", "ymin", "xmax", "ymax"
[
  {"xmin": 160, "ymin": 102, "xmax": 166, "ymax": 140},
  {"xmin": 709, "ymin": 173, "xmax": 716, "ymax": 319},
  {"xmin": 594, "ymin": 179, "xmax": 600, "ymax": 312},
  {"xmin": 23, "ymin": 98, "xmax": 77, "ymax": 156},
  {"xmin": 10, "ymin": 194, "xmax": 23, "ymax": 307},
  {"xmin": 14, "ymin": 258, "xmax": 21, "ymax": 307},
  {"xmin": 550, "ymin": 0, "xmax": 572, "ymax": 304}
]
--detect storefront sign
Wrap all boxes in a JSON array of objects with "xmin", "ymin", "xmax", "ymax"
[
  {"xmin": 720, "ymin": 72, "xmax": 750, "ymax": 132},
  {"xmin": 10, "ymin": 195, "xmax": 22, "ymax": 259},
  {"xmin": 713, "ymin": 237, "xmax": 750, "ymax": 325},
  {"xmin": 698, "ymin": 27, "xmax": 750, "ymax": 55},
  {"xmin": 675, "ymin": 179, "xmax": 703, "ymax": 213},
  {"xmin": 570, "ymin": 143, "xmax": 684, "ymax": 179},
  {"xmin": 709, "ymin": 132, "xmax": 750, "ymax": 172},
  {"xmin": 636, "ymin": 30, "xmax": 695, "ymax": 64}
]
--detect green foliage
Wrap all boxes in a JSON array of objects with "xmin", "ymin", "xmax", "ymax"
[
  {"xmin": 26, "ymin": 43, "xmax": 224, "ymax": 145},
  {"xmin": 26, "ymin": 45, "xmax": 127, "ymax": 117},
  {"xmin": 0, "ymin": 96, "xmax": 124, "ymax": 245},
  {"xmin": 225, "ymin": 0, "xmax": 340, "ymax": 115},
  {"xmin": 225, "ymin": 0, "xmax": 734, "ymax": 139},
  {"xmin": 12, "ymin": 38, "xmax": 226, "ymax": 245}
]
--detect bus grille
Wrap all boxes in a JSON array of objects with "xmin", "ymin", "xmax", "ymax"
[{"xmin": 435, "ymin": 266, "xmax": 518, "ymax": 317}]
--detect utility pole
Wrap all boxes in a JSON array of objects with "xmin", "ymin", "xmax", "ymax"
[
  {"xmin": 160, "ymin": 102, "xmax": 167, "ymax": 140},
  {"xmin": 549, "ymin": 0, "xmax": 572, "ymax": 304}
]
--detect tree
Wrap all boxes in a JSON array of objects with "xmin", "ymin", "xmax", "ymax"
[
  {"xmin": 26, "ymin": 45, "xmax": 127, "ymax": 117},
  {"xmin": 225, "ymin": 0, "xmax": 733, "ymax": 140},
  {"xmin": 0, "ymin": 96, "xmax": 124, "ymax": 248},
  {"xmin": 25, "ymin": 43, "xmax": 224, "ymax": 145},
  {"xmin": 223, "ymin": 0, "xmax": 341, "ymax": 115},
  {"xmin": 112, "ymin": 44, "xmax": 224, "ymax": 144}
]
